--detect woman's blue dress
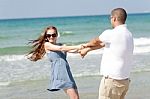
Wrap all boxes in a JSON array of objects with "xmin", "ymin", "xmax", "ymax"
[{"xmin": 46, "ymin": 48, "xmax": 77, "ymax": 91}]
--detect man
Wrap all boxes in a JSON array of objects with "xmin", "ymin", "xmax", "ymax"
[{"xmin": 80, "ymin": 8, "xmax": 134, "ymax": 99}]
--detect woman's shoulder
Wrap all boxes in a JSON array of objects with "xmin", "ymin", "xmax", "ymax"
[{"xmin": 44, "ymin": 42, "xmax": 52, "ymax": 49}]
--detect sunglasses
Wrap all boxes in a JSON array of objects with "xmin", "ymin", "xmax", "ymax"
[{"xmin": 46, "ymin": 34, "xmax": 57, "ymax": 38}]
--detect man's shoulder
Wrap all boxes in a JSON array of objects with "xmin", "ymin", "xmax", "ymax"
[
  {"xmin": 103, "ymin": 29, "xmax": 113, "ymax": 34},
  {"xmin": 104, "ymin": 29, "xmax": 113, "ymax": 32}
]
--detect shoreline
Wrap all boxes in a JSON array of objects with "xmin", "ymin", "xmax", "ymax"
[{"xmin": 1, "ymin": 71, "xmax": 150, "ymax": 99}]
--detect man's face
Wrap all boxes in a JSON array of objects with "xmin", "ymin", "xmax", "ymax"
[{"xmin": 110, "ymin": 15, "xmax": 115, "ymax": 28}]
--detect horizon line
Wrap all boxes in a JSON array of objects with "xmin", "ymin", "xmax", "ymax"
[{"xmin": 0, "ymin": 12, "xmax": 150, "ymax": 20}]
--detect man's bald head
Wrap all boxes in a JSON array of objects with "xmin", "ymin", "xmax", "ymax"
[{"xmin": 111, "ymin": 8, "xmax": 127, "ymax": 24}]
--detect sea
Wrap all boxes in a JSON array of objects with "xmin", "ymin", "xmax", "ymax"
[{"xmin": 0, "ymin": 13, "xmax": 150, "ymax": 99}]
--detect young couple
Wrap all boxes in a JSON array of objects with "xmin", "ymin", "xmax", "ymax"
[{"xmin": 28, "ymin": 8, "xmax": 134, "ymax": 99}]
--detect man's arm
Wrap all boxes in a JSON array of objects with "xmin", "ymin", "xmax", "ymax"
[
  {"xmin": 80, "ymin": 38, "xmax": 105, "ymax": 58},
  {"xmin": 84, "ymin": 37, "xmax": 104, "ymax": 47}
]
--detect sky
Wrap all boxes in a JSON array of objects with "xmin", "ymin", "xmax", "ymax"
[{"xmin": 0, "ymin": 0, "xmax": 150, "ymax": 19}]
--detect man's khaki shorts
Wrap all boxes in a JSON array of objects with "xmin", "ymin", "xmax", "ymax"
[{"xmin": 99, "ymin": 77, "xmax": 130, "ymax": 99}]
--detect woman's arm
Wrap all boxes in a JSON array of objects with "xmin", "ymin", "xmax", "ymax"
[{"xmin": 44, "ymin": 42, "xmax": 82, "ymax": 52}]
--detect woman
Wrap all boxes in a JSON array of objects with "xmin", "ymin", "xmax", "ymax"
[{"xmin": 27, "ymin": 26, "xmax": 81, "ymax": 99}]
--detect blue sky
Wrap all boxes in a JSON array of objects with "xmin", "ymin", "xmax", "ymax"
[{"xmin": 0, "ymin": 0, "xmax": 150, "ymax": 19}]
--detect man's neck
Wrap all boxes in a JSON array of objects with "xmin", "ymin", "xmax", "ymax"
[{"xmin": 114, "ymin": 22, "xmax": 124, "ymax": 28}]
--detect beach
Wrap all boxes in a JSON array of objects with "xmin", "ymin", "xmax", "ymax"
[
  {"xmin": 0, "ymin": 13, "xmax": 150, "ymax": 99},
  {"xmin": 1, "ymin": 72, "xmax": 150, "ymax": 99}
]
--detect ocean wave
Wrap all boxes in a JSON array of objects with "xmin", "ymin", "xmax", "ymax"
[
  {"xmin": 134, "ymin": 37, "xmax": 150, "ymax": 46},
  {"xmin": 0, "ymin": 50, "xmax": 103, "ymax": 62},
  {"xmin": 0, "ymin": 55, "xmax": 26, "ymax": 61},
  {"xmin": 1, "ymin": 69, "xmax": 150, "ymax": 84},
  {"xmin": 0, "ymin": 46, "xmax": 30, "ymax": 55},
  {"xmin": 133, "ymin": 68, "xmax": 150, "ymax": 73},
  {"xmin": 60, "ymin": 31, "xmax": 74, "ymax": 36},
  {"xmin": 133, "ymin": 37, "xmax": 150, "ymax": 54},
  {"xmin": 0, "ymin": 37, "xmax": 150, "ymax": 61},
  {"xmin": 0, "ymin": 81, "xmax": 10, "ymax": 86},
  {"xmin": 74, "ymin": 72, "xmax": 100, "ymax": 77},
  {"xmin": 72, "ymin": 69, "xmax": 150, "ymax": 78},
  {"xmin": 134, "ymin": 46, "xmax": 150, "ymax": 54},
  {"xmin": 0, "ymin": 46, "xmax": 150, "ymax": 62},
  {"xmin": 0, "ymin": 36, "xmax": 9, "ymax": 40}
]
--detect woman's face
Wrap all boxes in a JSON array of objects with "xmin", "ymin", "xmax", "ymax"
[{"xmin": 46, "ymin": 29, "xmax": 57, "ymax": 43}]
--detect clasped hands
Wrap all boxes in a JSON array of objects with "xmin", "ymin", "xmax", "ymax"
[{"xmin": 77, "ymin": 43, "xmax": 90, "ymax": 58}]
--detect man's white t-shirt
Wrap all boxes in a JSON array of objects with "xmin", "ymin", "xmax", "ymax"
[{"xmin": 99, "ymin": 24, "xmax": 134, "ymax": 80}]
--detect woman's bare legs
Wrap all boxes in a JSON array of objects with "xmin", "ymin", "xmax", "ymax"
[{"xmin": 64, "ymin": 88, "xmax": 79, "ymax": 99}]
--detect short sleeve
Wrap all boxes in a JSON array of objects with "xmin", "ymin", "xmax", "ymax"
[{"xmin": 99, "ymin": 29, "xmax": 112, "ymax": 43}]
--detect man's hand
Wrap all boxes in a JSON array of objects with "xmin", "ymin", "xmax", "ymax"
[{"xmin": 78, "ymin": 47, "xmax": 90, "ymax": 58}]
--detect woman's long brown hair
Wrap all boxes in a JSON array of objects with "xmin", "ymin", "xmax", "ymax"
[{"xmin": 27, "ymin": 26, "xmax": 58, "ymax": 61}]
